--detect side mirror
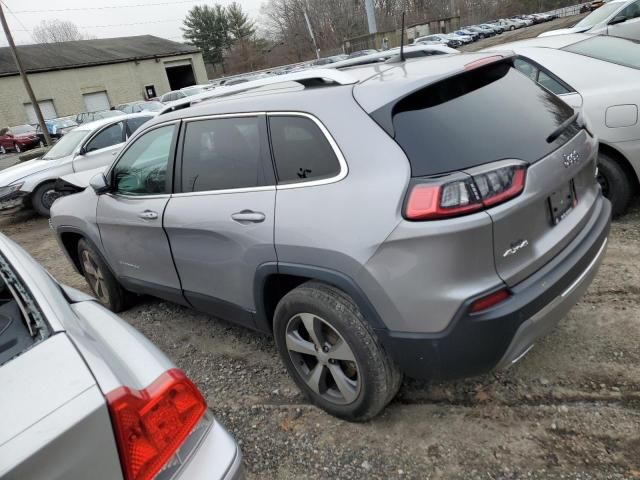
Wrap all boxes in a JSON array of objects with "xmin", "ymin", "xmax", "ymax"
[
  {"xmin": 609, "ymin": 15, "xmax": 627, "ymax": 25},
  {"xmin": 90, "ymin": 173, "xmax": 110, "ymax": 195}
]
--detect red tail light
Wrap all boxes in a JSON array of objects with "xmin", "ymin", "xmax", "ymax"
[
  {"xmin": 106, "ymin": 369, "xmax": 207, "ymax": 480},
  {"xmin": 405, "ymin": 163, "xmax": 526, "ymax": 221},
  {"xmin": 469, "ymin": 288, "xmax": 510, "ymax": 313}
]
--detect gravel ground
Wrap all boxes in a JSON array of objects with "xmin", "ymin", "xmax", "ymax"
[{"xmin": 1, "ymin": 15, "xmax": 639, "ymax": 479}]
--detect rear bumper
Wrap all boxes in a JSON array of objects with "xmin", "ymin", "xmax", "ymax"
[
  {"xmin": 178, "ymin": 415, "xmax": 244, "ymax": 480},
  {"xmin": 376, "ymin": 195, "xmax": 611, "ymax": 380}
]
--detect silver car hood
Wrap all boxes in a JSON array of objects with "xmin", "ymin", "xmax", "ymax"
[
  {"xmin": 60, "ymin": 166, "xmax": 107, "ymax": 188},
  {"xmin": 0, "ymin": 159, "xmax": 55, "ymax": 186}
]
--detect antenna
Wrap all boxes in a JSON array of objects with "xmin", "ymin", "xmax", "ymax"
[{"xmin": 400, "ymin": 12, "xmax": 406, "ymax": 62}]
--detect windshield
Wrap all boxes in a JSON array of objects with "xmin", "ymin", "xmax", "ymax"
[
  {"xmin": 139, "ymin": 101, "xmax": 163, "ymax": 111},
  {"xmin": 11, "ymin": 125, "xmax": 35, "ymax": 134},
  {"xmin": 52, "ymin": 118, "xmax": 78, "ymax": 128},
  {"xmin": 182, "ymin": 87, "xmax": 205, "ymax": 96},
  {"xmin": 563, "ymin": 35, "xmax": 640, "ymax": 69},
  {"xmin": 98, "ymin": 110, "xmax": 124, "ymax": 119},
  {"xmin": 42, "ymin": 130, "xmax": 89, "ymax": 160},
  {"xmin": 575, "ymin": 2, "xmax": 622, "ymax": 27}
]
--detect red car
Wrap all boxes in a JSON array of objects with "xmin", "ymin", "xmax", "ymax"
[{"xmin": 0, "ymin": 124, "xmax": 40, "ymax": 154}]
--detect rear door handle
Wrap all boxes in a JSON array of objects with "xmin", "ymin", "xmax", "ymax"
[
  {"xmin": 139, "ymin": 210, "xmax": 158, "ymax": 220},
  {"xmin": 231, "ymin": 210, "xmax": 266, "ymax": 224}
]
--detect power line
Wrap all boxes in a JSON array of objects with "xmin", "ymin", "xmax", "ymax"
[
  {"xmin": 0, "ymin": 0, "xmax": 36, "ymax": 42},
  {"xmin": 8, "ymin": 0, "xmax": 202, "ymax": 14}
]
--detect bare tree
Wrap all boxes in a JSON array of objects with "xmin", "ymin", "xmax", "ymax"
[{"xmin": 33, "ymin": 20, "xmax": 91, "ymax": 43}]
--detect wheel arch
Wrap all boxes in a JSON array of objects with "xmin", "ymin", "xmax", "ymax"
[{"xmin": 253, "ymin": 262, "xmax": 386, "ymax": 334}]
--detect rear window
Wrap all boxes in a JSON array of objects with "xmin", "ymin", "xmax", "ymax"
[
  {"xmin": 562, "ymin": 36, "xmax": 640, "ymax": 70},
  {"xmin": 390, "ymin": 62, "xmax": 577, "ymax": 177}
]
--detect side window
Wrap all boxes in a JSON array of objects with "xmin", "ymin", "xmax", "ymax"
[
  {"xmin": 514, "ymin": 58, "xmax": 572, "ymax": 95},
  {"xmin": 126, "ymin": 116, "xmax": 152, "ymax": 137},
  {"xmin": 181, "ymin": 116, "xmax": 270, "ymax": 192},
  {"xmin": 269, "ymin": 116, "xmax": 341, "ymax": 184},
  {"xmin": 85, "ymin": 122, "xmax": 124, "ymax": 153},
  {"xmin": 537, "ymin": 71, "xmax": 571, "ymax": 95},
  {"xmin": 620, "ymin": 0, "xmax": 640, "ymax": 19},
  {"xmin": 113, "ymin": 125, "xmax": 175, "ymax": 196}
]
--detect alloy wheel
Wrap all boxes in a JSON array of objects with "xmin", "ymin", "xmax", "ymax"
[
  {"xmin": 285, "ymin": 313, "xmax": 360, "ymax": 405},
  {"xmin": 0, "ymin": 145, "xmax": 4, "ymax": 154},
  {"xmin": 81, "ymin": 250, "xmax": 110, "ymax": 304},
  {"xmin": 14, "ymin": 144, "xmax": 20, "ymax": 153}
]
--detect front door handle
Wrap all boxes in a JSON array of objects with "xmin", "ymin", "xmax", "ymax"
[
  {"xmin": 139, "ymin": 210, "xmax": 158, "ymax": 220},
  {"xmin": 231, "ymin": 210, "xmax": 266, "ymax": 224}
]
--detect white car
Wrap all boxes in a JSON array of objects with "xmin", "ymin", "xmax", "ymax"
[
  {"xmin": 0, "ymin": 113, "xmax": 155, "ymax": 216},
  {"xmin": 540, "ymin": 0, "xmax": 640, "ymax": 39},
  {"xmin": 487, "ymin": 34, "xmax": 640, "ymax": 215}
]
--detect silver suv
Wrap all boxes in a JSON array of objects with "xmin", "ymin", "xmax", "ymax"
[{"xmin": 51, "ymin": 54, "xmax": 611, "ymax": 421}]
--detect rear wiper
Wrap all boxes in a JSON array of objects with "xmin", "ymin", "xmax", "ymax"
[{"xmin": 546, "ymin": 111, "xmax": 579, "ymax": 144}]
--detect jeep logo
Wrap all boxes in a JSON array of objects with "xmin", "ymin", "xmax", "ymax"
[{"xmin": 563, "ymin": 150, "xmax": 581, "ymax": 168}]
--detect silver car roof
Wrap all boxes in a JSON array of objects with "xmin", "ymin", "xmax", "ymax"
[{"xmin": 74, "ymin": 111, "xmax": 158, "ymax": 132}]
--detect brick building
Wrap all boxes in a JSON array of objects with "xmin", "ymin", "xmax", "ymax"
[{"xmin": 0, "ymin": 35, "xmax": 207, "ymax": 126}]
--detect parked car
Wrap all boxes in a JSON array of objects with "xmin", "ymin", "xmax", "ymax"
[
  {"xmin": 465, "ymin": 25, "xmax": 490, "ymax": 37},
  {"xmin": 0, "ymin": 113, "xmax": 155, "ymax": 216},
  {"xmin": 488, "ymin": 33, "xmax": 640, "ymax": 216},
  {"xmin": 510, "ymin": 17, "xmax": 529, "ymax": 28},
  {"xmin": 0, "ymin": 233, "xmax": 243, "ymax": 480},
  {"xmin": 75, "ymin": 110, "xmax": 124, "ymax": 125},
  {"xmin": 454, "ymin": 29, "xmax": 480, "ymax": 40},
  {"xmin": 475, "ymin": 24, "xmax": 498, "ymax": 36},
  {"xmin": 415, "ymin": 34, "xmax": 462, "ymax": 47},
  {"xmin": 494, "ymin": 19, "xmax": 516, "ymax": 30},
  {"xmin": 51, "ymin": 53, "xmax": 610, "ymax": 421},
  {"xmin": 445, "ymin": 32, "xmax": 473, "ymax": 44},
  {"xmin": 314, "ymin": 54, "xmax": 349, "ymax": 65},
  {"xmin": 347, "ymin": 49, "xmax": 379, "ymax": 58},
  {"xmin": 114, "ymin": 100, "xmax": 164, "ymax": 114},
  {"xmin": 483, "ymin": 22, "xmax": 504, "ymax": 33},
  {"xmin": 35, "ymin": 116, "xmax": 78, "ymax": 145},
  {"xmin": 540, "ymin": 0, "xmax": 640, "ymax": 39},
  {"xmin": 0, "ymin": 124, "xmax": 39, "ymax": 154}
]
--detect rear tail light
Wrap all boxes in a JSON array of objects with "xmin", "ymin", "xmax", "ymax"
[
  {"xmin": 106, "ymin": 369, "xmax": 207, "ymax": 480},
  {"xmin": 469, "ymin": 288, "xmax": 510, "ymax": 313},
  {"xmin": 405, "ymin": 163, "xmax": 526, "ymax": 221}
]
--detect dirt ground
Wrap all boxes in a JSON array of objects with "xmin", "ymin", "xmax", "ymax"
[{"xmin": 2, "ymin": 13, "xmax": 639, "ymax": 479}]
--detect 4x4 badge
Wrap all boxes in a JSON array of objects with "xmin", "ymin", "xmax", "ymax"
[{"xmin": 563, "ymin": 150, "xmax": 580, "ymax": 168}]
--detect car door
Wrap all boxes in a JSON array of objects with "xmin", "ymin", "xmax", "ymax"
[
  {"xmin": 73, "ymin": 120, "xmax": 125, "ymax": 172},
  {"xmin": 608, "ymin": 0, "xmax": 640, "ymax": 40},
  {"xmin": 97, "ymin": 121, "xmax": 184, "ymax": 304},
  {"xmin": 163, "ymin": 114, "xmax": 276, "ymax": 329}
]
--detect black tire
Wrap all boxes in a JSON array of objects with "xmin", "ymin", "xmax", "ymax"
[
  {"xmin": 31, "ymin": 181, "xmax": 63, "ymax": 217},
  {"xmin": 597, "ymin": 152, "xmax": 633, "ymax": 218},
  {"xmin": 273, "ymin": 281, "xmax": 402, "ymax": 421},
  {"xmin": 77, "ymin": 239, "xmax": 133, "ymax": 312}
]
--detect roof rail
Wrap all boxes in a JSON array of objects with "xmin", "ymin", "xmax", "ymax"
[{"xmin": 159, "ymin": 69, "xmax": 356, "ymax": 115}]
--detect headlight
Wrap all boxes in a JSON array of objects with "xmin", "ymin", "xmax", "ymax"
[{"xmin": 0, "ymin": 183, "xmax": 24, "ymax": 198}]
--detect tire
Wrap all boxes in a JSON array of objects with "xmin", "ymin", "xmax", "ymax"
[
  {"xmin": 597, "ymin": 152, "xmax": 633, "ymax": 218},
  {"xmin": 31, "ymin": 181, "xmax": 63, "ymax": 217},
  {"xmin": 38, "ymin": 140, "xmax": 45, "ymax": 148},
  {"xmin": 0, "ymin": 145, "xmax": 5, "ymax": 155},
  {"xmin": 14, "ymin": 143, "xmax": 21, "ymax": 153},
  {"xmin": 77, "ymin": 239, "xmax": 133, "ymax": 312},
  {"xmin": 273, "ymin": 281, "xmax": 402, "ymax": 421}
]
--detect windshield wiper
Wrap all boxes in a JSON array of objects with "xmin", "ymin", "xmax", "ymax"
[{"xmin": 546, "ymin": 110, "xmax": 579, "ymax": 144}]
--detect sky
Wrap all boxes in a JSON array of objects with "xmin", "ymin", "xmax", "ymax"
[{"xmin": 0, "ymin": 0, "xmax": 264, "ymax": 46}]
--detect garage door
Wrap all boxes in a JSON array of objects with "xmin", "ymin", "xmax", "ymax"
[
  {"xmin": 24, "ymin": 100, "xmax": 57, "ymax": 123},
  {"xmin": 83, "ymin": 91, "xmax": 110, "ymax": 112}
]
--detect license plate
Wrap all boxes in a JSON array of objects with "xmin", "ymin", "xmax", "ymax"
[{"xmin": 548, "ymin": 180, "xmax": 577, "ymax": 225}]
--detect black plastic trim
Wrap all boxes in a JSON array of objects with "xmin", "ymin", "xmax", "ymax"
[
  {"xmin": 119, "ymin": 276, "xmax": 190, "ymax": 307},
  {"xmin": 184, "ymin": 291, "xmax": 256, "ymax": 330}
]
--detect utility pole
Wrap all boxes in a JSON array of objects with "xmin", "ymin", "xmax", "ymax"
[
  {"xmin": 0, "ymin": 3, "xmax": 52, "ymax": 146},
  {"xmin": 303, "ymin": 9, "xmax": 320, "ymax": 59},
  {"xmin": 365, "ymin": 0, "xmax": 378, "ymax": 34}
]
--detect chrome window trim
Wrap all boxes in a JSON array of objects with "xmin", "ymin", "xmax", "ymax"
[
  {"xmin": 171, "ymin": 110, "xmax": 348, "ymax": 198},
  {"xmin": 108, "ymin": 119, "xmax": 181, "ymax": 200}
]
